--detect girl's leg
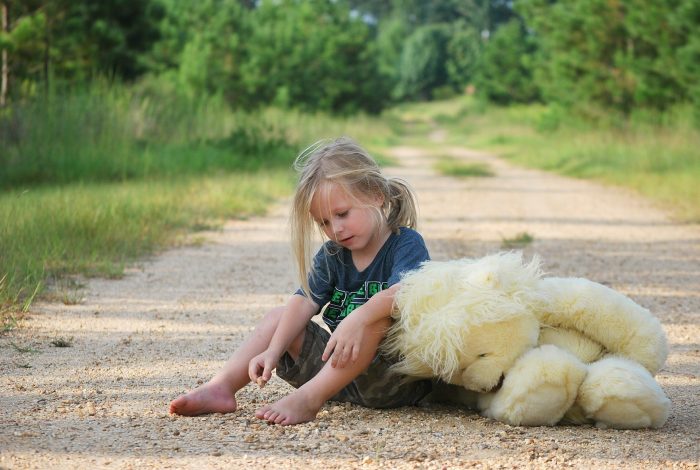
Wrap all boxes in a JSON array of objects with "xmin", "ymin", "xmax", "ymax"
[
  {"xmin": 169, "ymin": 306, "xmax": 303, "ymax": 416},
  {"xmin": 255, "ymin": 318, "xmax": 391, "ymax": 425}
]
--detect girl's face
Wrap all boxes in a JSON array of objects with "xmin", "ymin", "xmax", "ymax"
[{"xmin": 309, "ymin": 182, "xmax": 387, "ymax": 256}]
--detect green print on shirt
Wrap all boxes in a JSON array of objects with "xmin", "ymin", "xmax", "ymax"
[{"xmin": 324, "ymin": 281, "xmax": 389, "ymax": 324}]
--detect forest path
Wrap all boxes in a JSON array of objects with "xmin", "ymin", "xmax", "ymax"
[{"xmin": 1, "ymin": 143, "xmax": 699, "ymax": 469}]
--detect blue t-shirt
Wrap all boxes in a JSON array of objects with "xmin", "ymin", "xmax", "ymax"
[{"xmin": 296, "ymin": 227, "xmax": 430, "ymax": 331}]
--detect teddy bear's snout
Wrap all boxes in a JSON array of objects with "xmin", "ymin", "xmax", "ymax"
[
  {"xmin": 492, "ymin": 374, "xmax": 505, "ymax": 392},
  {"xmin": 461, "ymin": 362, "xmax": 507, "ymax": 393},
  {"xmin": 468, "ymin": 373, "xmax": 504, "ymax": 393}
]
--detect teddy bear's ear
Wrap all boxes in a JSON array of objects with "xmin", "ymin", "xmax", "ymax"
[
  {"xmin": 461, "ymin": 252, "xmax": 542, "ymax": 294},
  {"xmin": 467, "ymin": 269, "xmax": 500, "ymax": 289}
]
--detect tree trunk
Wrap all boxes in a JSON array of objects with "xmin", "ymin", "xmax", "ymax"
[
  {"xmin": 1, "ymin": 2, "xmax": 8, "ymax": 107},
  {"xmin": 43, "ymin": 7, "xmax": 50, "ymax": 94}
]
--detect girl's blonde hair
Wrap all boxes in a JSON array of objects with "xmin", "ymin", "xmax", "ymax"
[{"xmin": 291, "ymin": 137, "xmax": 419, "ymax": 297}]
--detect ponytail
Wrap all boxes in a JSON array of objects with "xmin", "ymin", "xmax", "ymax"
[{"xmin": 386, "ymin": 177, "xmax": 419, "ymax": 232}]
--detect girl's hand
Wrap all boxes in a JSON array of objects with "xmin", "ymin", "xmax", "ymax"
[
  {"xmin": 322, "ymin": 313, "xmax": 366, "ymax": 368},
  {"xmin": 248, "ymin": 349, "xmax": 280, "ymax": 386}
]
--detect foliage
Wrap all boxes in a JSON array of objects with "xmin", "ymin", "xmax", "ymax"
[
  {"xmin": 375, "ymin": 15, "xmax": 409, "ymax": 95},
  {"xmin": 1, "ymin": 0, "xmax": 697, "ymax": 114},
  {"xmin": 147, "ymin": 0, "xmax": 249, "ymax": 103},
  {"xmin": 670, "ymin": 0, "xmax": 700, "ymax": 117},
  {"xmin": 2, "ymin": 0, "xmax": 162, "ymax": 95},
  {"xmin": 517, "ymin": 0, "xmax": 699, "ymax": 115},
  {"xmin": 239, "ymin": 0, "xmax": 387, "ymax": 113},
  {"xmin": 501, "ymin": 232, "xmax": 534, "ymax": 249},
  {"xmin": 394, "ymin": 24, "xmax": 451, "ymax": 100},
  {"xmin": 0, "ymin": 80, "xmax": 297, "ymax": 188},
  {"xmin": 475, "ymin": 19, "xmax": 540, "ymax": 104},
  {"xmin": 445, "ymin": 21, "xmax": 482, "ymax": 91}
]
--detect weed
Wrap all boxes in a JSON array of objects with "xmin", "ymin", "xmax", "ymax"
[
  {"xmin": 489, "ymin": 134, "xmax": 513, "ymax": 145},
  {"xmin": 51, "ymin": 337, "xmax": 74, "ymax": 348},
  {"xmin": 10, "ymin": 342, "xmax": 37, "ymax": 353},
  {"xmin": 2, "ymin": 313, "xmax": 20, "ymax": 333},
  {"xmin": 501, "ymin": 232, "xmax": 535, "ymax": 249},
  {"xmin": 2, "ymin": 314, "xmax": 18, "ymax": 333},
  {"xmin": 435, "ymin": 157, "xmax": 494, "ymax": 178},
  {"xmin": 186, "ymin": 236, "xmax": 207, "ymax": 247},
  {"xmin": 21, "ymin": 281, "xmax": 42, "ymax": 313},
  {"xmin": 61, "ymin": 291, "xmax": 85, "ymax": 305},
  {"xmin": 426, "ymin": 97, "xmax": 700, "ymax": 222}
]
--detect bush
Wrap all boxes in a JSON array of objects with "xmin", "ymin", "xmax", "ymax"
[
  {"xmin": 394, "ymin": 24, "xmax": 451, "ymax": 101},
  {"xmin": 474, "ymin": 19, "xmax": 540, "ymax": 105}
]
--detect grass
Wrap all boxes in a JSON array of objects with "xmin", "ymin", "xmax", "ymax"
[
  {"xmin": 0, "ymin": 81, "xmax": 396, "ymax": 318},
  {"xmin": 435, "ymin": 157, "xmax": 494, "ymax": 178},
  {"xmin": 501, "ymin": 232, "xmax": 535, "ymax": 249},
  {"xmin": 0, "ymin": 87, "xmax": 295, "ymax": 188},
  {"xmin": 0, "ymin": 81, "xmax": 395, "ymax": 189},
  {"xmin": 7, "ymin": 84, "xmax": 695, "ymax": 323},
  {"xmin": 50, "ymin": 337, "xmax": 74, "ymax": 347},
  {"xmin": 0, "ymin": 172, "xmax": 294, "ymax": 314},
  {"xmin": 2, "ymin": 313, "xmax": 20, "ymax": 333},
  {"xmin": 9, "ymin": 342, "xmax": 37, "ymax": 353},
  {"xmin": 401, "ymin": 95, "xmax": 700, "ymax": 223}
]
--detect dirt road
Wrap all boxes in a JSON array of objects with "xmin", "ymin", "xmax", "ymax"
[{"xmin": 1, "ymin": 145, "xmax": 699, "ymax": 469}]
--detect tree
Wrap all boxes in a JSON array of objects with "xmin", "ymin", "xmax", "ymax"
[
  {"xmin": 149, "ymin": 0, "xmax": 249, "ymax": 102},
  {"xmin": 240, "ymin": 0, "xmax": 387, "ymax": 113},
  {"xmin": 517, "ymin": 0, "xmax": 696, "ymax": 114},
  {"xmin": 1, "ymin": 3, "xmax": 8, "ymax": 106},
  {"xmin": 474, "ymin": 19, "xmax": 539, "ymax": 104},
  {"xmin": 669, "ymin": 0, "xmax": 700, "ymax": 116},
  {"xmin": 394, "ymin": 24, "xmax": 451, "ymax": 100},
  {"xmin": 70, "ymin": 0, "xmax": 163, "ymax": 80},
  {"xmin": 0, "ymin": 1, "xmax": 49, "ymax": 99},
  {"xmin": 365, "ymin": 0, "xmax": 517, "ymax": 101},
  {"xmin": 0, "ymin": 0, "xmax": 162, "ymax": 102},
  {"xmin": 445, "ymin": 20, "xmax": 482, "ymax": 91},
  {"xmin": 375, "ymin": 14, "xmax": 408, "ymax": 96}
]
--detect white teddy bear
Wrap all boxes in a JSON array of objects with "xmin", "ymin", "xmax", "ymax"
[{"xmin": 383, "ymin": 252, "xmax": 671, "ymax": 429}]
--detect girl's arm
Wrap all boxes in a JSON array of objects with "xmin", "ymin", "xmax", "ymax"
[
  {"xmin": 321, "ymin": 283, "xmax": 400, "ymax": 368},
  {"xmin": 249, "ymin": 294, "xmax": 318, "ymax": 384}
]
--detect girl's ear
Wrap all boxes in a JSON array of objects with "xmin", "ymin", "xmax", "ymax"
[{"xmin": 371, "ymin": 191, "xmax": 385, "ymax": 208}]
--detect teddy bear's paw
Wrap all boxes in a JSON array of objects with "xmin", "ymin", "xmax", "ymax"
[
  {"xmin": 577, "ymin": 357, "xmax": 671, "ymax": 429},
  {"xmin": 479, "ymin": 345, "xmax": 587, "ymax": 426}
]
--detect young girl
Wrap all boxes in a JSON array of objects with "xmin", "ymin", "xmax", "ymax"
[{"xmin": 169, "ymin": 137, "xmax": 431, "ymax": 425}]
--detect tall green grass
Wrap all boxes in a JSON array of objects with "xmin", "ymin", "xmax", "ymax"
[
  {"xmin": 0, "ymin": 173, "xmax": 293, "ymax": 311},
  {"xmin": 0, "ymin": 80, "xmax": 396, "ymax": 189},
  {"xmin": 0, "ymin": 80, "xmax": 395, "ymax": 314},
  {"xmin": 0, "ymin": 82, "xmax": 297, "ymax": 187}
]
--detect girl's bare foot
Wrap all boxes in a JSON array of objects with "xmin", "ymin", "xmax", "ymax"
[
  {"xmin": 254, "ymin": 389, "xmax": 323, "ymax": 425},
  {"xmin": 169, "ymin": 381, "xmax": 238, "ymax": 416}
]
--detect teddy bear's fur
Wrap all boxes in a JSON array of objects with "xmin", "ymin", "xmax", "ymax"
[{"xmin": 383, "ymin": 252, "xmax": 671, "ymax": 429}]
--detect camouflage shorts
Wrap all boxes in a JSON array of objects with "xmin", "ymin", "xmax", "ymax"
[{"xmin": 276, "ymin": 320, "xmax": 431, "ymax": 408}]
